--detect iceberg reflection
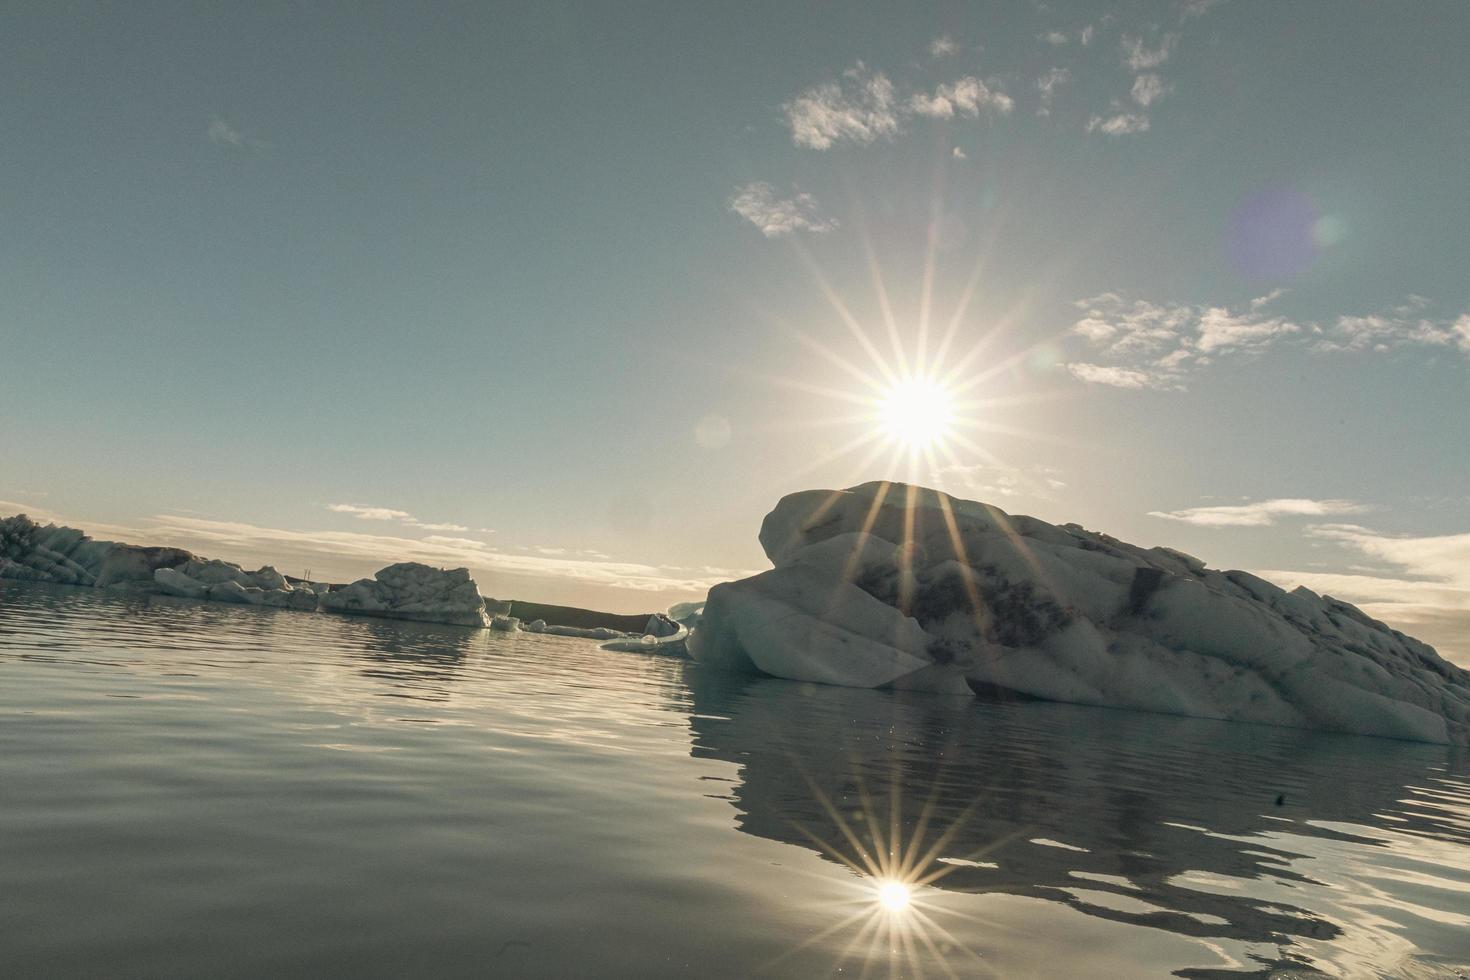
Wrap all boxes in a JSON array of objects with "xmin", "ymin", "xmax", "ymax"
[{"xmin": 681, "ymin": 663, "xmax": 1470, "ymax": 976}]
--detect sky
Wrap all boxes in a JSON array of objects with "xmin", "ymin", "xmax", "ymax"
[{"xmin": 2, "ymin": 1, "xmax": 1467, "ymax": 662}]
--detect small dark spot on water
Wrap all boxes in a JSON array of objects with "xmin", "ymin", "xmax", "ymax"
[{"xmin": 1276, "ymin": 794, "xmax": 1286, "ymax": 806}]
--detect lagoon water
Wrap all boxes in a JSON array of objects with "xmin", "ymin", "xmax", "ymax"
[{"xmin": 3, "ymin": 580, "xmax": 1469, "ymax": 979}]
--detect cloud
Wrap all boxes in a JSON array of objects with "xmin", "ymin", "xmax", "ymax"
[
  {"xmin": 909, "ymin": 77, "xmax": 1013, "ymax": 118},
  {"xmin": 1179, "ymin": 0, "xmax": 1224, "ymax": 21},
  {"xmin": 783, "ymin": 63, "xmax": 901, "ymax": 149},
  {"xmin": 783, "ymin": 64, "xmax": 1012, "ymax": 149},
  {"xmin": 929, "ymin": 35, "xmax": 959, "ymax": 58},
  {"xmin": 1131, "ymin": 73, "xmax": 1170, "ymax": 107},
  {"xmin": 1258, "ymin": 522, "xmax": 1470, "ymax": 666},
  {"xmin": 931, "ymin": 463, "xmax": 1067, "ymax": 500},
  {"xmin": 1041, "ymin": 26, "xmax": 1093, "ymax": 45},
  {"xmin": 1069, "ymin": 290, "xmax": 1470, "ymax": 391},
  {"xmin": 1086, "ymin": 112, "xmax": 1151, "ymax": 135},
  {"xmin": 206, "ymin": 116, "xmax": 264, "ymax": 149},
  {"xmin": 952, "ymin": 146, "xmax": 967, "ymax": 160},
  {"xmin": 115, "ymin": 513, "xmax": 737, "ymax": 595},
  {"xmin": 728, "ymin": 182, "xmax": 837, "ymax": 238},
  {"xmin": 1065, "ymin": 290, "xmax": 1302, "ymax": 388},
  {"xmin": 327, "ymin": 504, "xmax": 473, "ymax": 536},
  {"xmin": 1306, "ymin": 524, "xmax": 1470, "ymax": 592},
  {"xmin": 1063, "ymin": 363, "xmax": 1161, "ymax": 389},
  {"xmin": 0, "ymin": 499, "xmax": 64, "ymax": 524},
  {"xmin": 329, "ymin": 503, "xmax": 413, "ymax": 521},
  {"xmin": 1149, "ymin": 499, "xmax": 1368, "ymax": 527},
  {"xmin": 1036, "ymin": 68, "xmax": 1071, "ymax": 115},
  {"xmin": 1317, "ymin": 297, "xmax": 1470, "ymax": 354},
  {"xmin": 1121, "ymin": 33, "xmax": 1177, "ymax": 71}
]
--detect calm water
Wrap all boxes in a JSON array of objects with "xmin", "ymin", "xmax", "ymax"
[{"xmin": 2, "ymin": 582, "xmax": 1469, "ymax": 979}]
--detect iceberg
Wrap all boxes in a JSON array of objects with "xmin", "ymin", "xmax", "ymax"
[
  {"xmin": 0, "ymin": 514, "xmax": 189, "ymax": 590},
  {"xmin": 319, "ymin": 562, "xmax": 490, "ymax": 628},
  {"xmin": 688, "ymin": 482, "xmax": 1470, "ymax": 744},
  {"xmin": 3, "ymin": 514, "xmax": 481, "ymax": 627},
  {"xmin": 153, "ymin": 559, "xmax": 314, "ymax": 609}
]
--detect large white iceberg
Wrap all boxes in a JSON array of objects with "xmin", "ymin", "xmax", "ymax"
[
  {"xmin": 688, "ymin": 482, "xmax": 1470, "ymax": 744},
  {"xmin": 319, "ymin": 562, "xmax": 490, "ymax": 627}
]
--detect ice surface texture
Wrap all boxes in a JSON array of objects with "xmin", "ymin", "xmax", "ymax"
[{"xmin": 688, "ymin": 483, "xmax": 1470, "ymax": 744}]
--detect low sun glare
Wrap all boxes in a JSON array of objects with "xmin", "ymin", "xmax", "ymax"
[
  {"xmin": 877, "ymin": 377, "xmax": 955, "ymax": 449},
  {"xmin": 876, "ymin": 880, "xmax": 912, "ymax": 913}
]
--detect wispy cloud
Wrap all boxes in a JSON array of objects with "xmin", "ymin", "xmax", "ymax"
[
  {"xmin": 1065, "ymin": 290, "xmax": 1302, "ymax": 388},
  {"xmin": 328, "ymin": 503, "xmax": 471, "ymax": 535},
  {"xmin": 909, "ymin": 77, "xmax": 1013, "ymax": 119},
  {"xmin": 783, "ymin": 63, "xmax": 901, "ymax": 150},
  {"xmin": 1259, "ymin": 522, "xmax": 1470, "ymax": 666},
  {"xmin": 1041, "ymin": 25, "xmax": 1094, "ymax": 46},
  {"xmin": 783, "ymin": 63, "xmax": 1011, "ymax": 149},
  {"xmin": 1149, "ymin": 499, "xmax": 1367, "ymax": 527},
  {"xmin": 206, "ymin": 116, "xmax": 265, "ymax": 149},
  {"xmin": 1130, "ymin": 73, "xmax": 1170, "ymax": 107},
  {"xmin": 729, "ymin": 182, "xmax": 836, "ymax": 238},
  {"xmin": 1318, "ymin": 296, "xmax": 1470, "ymax": 354},
  {"xmin": 404, "ymin": 520, "xmax": 470, "ymax": 532},
  {"xmin": 1063, "ymin": 363, "xmax": 1158, "ymax": 389},
  {"xmin": 329, "ymin": 503, "xmax": 413, "ymax": 521},
  {"xmin": 1067, "ymin": 291, "xmax": 1470, "ymax": 390},
  {"xmin": 1307, "ymin": 524, "xmax": 1470, "ymax": 592},
  {"xmin": 126, "ymin": 513, "xmax": 737, "ymax": 595},
  {"xmin": 1036, "ymin": 68, "xmax": 1071, "ymax": 116},
  {"xmin": 3, "ymin": 500, "xmax": 734, "ymax": 595},
  {"xmin": 1086, "ymin": 112, "xmax": 1150, "ymax": 135},
  {"xmin": 929, "ymin": 35, "xmax": 959, "ymax": 58},
  {"xmin": 1179, "ymin": 0, "xmax": 1225, "ymax": 21},
  {"xmin": 931, "ymin": 462, "xmax": 1067, "ymax": 501},
  {"xmin": 1121, "ymin": 34, "xmax": 1177, "ymax": 71}
]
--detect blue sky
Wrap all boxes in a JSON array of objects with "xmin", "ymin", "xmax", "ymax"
[{"xmin": 2, "ymin": 1, "xmax": 1467, "ymax": 661}]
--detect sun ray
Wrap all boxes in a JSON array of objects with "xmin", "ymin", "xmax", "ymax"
[
  {"xmin": 795, "ymin": 329, "xmax": 891, "ymax": 394},
  {"xmin": 851, "ymin": 198, "xmax": 911, "ymax": 379},
  {"xmin": 915, "ymin": 146, "xmax": 949, "ymax": 372},
  {"xmin": 792, "ymin": 239, "xmax": 901, "ymax": 388}
]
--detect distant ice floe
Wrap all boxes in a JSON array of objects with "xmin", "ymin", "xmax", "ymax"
[
  {"xmin": 0, "ymin": 513, "xmax": 698, "ymax": 642},
  {"xmin": 320, "ymin": 562, "xmax": 489, "ymax": 627},
  {"xmin": 687, "ymin": 482, "xmax": 1470, "ymax": 744}
]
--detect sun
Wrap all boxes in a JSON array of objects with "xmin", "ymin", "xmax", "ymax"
[
  {"xmin": 876, "ymin": 880, "xmax": 912, "ymax": 913},
  {"xmin": 877, "ymin": 377, "xmax": 955, "ymax": 449}
]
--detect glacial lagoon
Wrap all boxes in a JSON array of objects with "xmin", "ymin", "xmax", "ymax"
[{"xmin": 3, "ymin": 580, "xmax": 1468, "ymax": 978}]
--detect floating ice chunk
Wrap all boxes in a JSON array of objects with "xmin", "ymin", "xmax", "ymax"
[
  {"xmin": 320, "ymin": 562, "xmax": 489, "ymax": 627},
  {"xmin": 526, "ymin": 621, "xmax": 628, "ymax": 640},
  {"xmin": 600, "ymin": 624, "xmax": 690, "ymax": 656}
]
